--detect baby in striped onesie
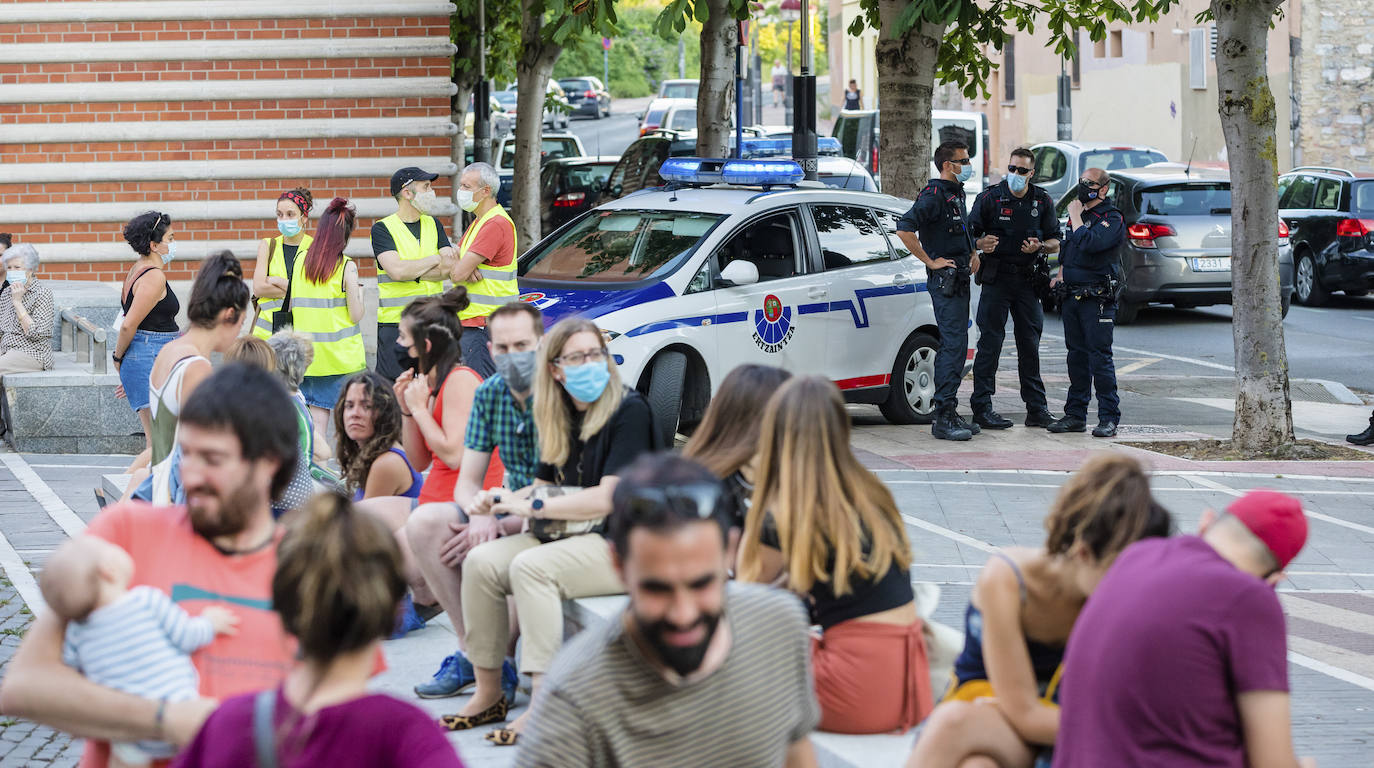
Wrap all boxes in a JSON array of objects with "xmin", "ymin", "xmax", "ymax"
[{"xmin": 39, "ymin": 536, "xmax": 239, "ymax": 768}]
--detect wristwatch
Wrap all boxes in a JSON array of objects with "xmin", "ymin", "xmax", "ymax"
[{"xmin": 530, "ymin": 498, "xmax": 544, "ymax": 516}]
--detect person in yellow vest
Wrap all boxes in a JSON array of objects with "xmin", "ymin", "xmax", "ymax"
[
  {"xmin": 251, "ymin": 188, "xmax": 314, "ymax": 340},
  {"xmin": 373, "ymin": 167, "xmax": 456, "ymax": 381},
  {"xmin": 448, "ymin": 162, "xmax": 518, "ymax": 379},
  {"xmin": 294, "ymin": 197, "xmax": 367, "ymax": 439}
]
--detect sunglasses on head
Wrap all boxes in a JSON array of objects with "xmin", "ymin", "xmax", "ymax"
[
  {"xmin": 1006, "ymin": 166, "xmax": 1032, "ymax": 175},
  {"xmin": 624, "ymin": 483, "xmax": 723, "ymax": 520}
]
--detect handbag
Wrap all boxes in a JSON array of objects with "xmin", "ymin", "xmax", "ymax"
[{"xmin": 528, "ymin": 485, "xmax": 606, "ymax": 543}]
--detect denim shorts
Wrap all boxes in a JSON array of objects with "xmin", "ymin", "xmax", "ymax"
[
  {"xmin": 117, "ymin": 329, "xmax": 179, "ymax": 413},
  {"xmin": 299, "ymin": 372, "xmax": 352, "ymax": 410}
]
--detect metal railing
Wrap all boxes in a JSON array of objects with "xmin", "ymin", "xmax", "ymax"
[{"xmin": 59, "ymin": 308, "xmax": 108, "ymax": 374}]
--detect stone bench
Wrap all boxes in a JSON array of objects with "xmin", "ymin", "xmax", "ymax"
[
  {"xmin": 563, "ymin": 593, "xmax": 962, "ymax": 768},
  {"xmin": 2, "ymin": 352, "xmax": 143, "ymax": 454}
]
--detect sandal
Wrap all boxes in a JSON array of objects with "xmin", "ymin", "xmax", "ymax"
[
  {"xmin": 415, "ymin": 601, "xmax": 444, "ymax": 623},
  {"xmin": 484, "ymin": 728, "xmax": 519, "ymax": 747},
  {"xmin": 439, "ymin": 698, "xmax": 508, "ymax": 731}
]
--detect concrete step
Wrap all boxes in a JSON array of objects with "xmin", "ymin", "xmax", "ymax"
[{"xmin": 2, "ymin": 351, "xmax": 142, "ymax": 454}]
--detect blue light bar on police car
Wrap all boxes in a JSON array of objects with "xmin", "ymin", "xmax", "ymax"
[
  {"xmin": 659, "ymin": 157, "xmax": 804, "ymax": 187},
  {"xmin": 737, "ymin": 136, "xmax": 843, "ymax": 159}
]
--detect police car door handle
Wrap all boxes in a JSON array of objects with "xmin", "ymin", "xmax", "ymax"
[
  {"xmin": 807, "ymin": 287, "xmax": 828, "ymax": 299},
  {"xmin": 893, "ymin": 273, "xmax": 910, "ymax": 286}
]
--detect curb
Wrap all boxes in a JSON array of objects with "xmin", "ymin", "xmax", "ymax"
[{"xmin": 1302, "ymin": 378, "xmax": 1366, "ymax": 406}]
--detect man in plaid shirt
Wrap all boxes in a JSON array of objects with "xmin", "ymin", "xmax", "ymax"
[{"xmin": 406, "ymin": 300, "xmax": 544, "ymax": 699}]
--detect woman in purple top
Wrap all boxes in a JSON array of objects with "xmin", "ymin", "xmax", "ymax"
[
  {"xmin": 172, "ymin": 493, "xmax": 462, "ymax": 768},
  {"xmin": 334, "ymin": 371, "xmax": 424, "ymax": 502}
]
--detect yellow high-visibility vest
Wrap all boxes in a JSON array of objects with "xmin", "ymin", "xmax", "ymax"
[
  {"xmin": 375, "ymin": 213, "xmax": 445, "ymax": 324},
  {"xmin": 290, "ymin": 255, "xmax": 365, "ymax": 378},
  {"xmin": 252, "ymin": 233, "xmax": 313, "ymax": 340},
  {"xmin": 457, "ymin": 205, "xmax": 518, "ymax": 323}
]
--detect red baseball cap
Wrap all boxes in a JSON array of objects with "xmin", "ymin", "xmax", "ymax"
[{"xmin": 1227, "ymin": 490, "xmax": 1308, "ymax": 570}]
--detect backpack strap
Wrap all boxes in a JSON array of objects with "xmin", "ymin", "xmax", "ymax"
[{"xmin": 252, "ymin": 689, "xmax": 279, "ymax": 768}]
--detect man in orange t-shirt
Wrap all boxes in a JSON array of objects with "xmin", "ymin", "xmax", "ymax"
[{"xmin": 0, "ymin": 364, "xmax": 302, "ymax": 768}]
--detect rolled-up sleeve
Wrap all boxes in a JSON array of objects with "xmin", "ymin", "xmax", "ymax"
[{"xmin": 896, "ymin": 191, "xmax": 937, "ymax": 233}]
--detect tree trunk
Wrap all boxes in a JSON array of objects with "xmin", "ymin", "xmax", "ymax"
[
  {"xmin": 1213, "ymin": 0, "xmax": 1293, "ymax": 453},
  {"xmin": 874, "ymin": 0, "xmax": 943, "ymax": 202},
  {"xmin": 696, "ymin": 0, "xmax": 735, "ymax": 157},
  {"xmin": 512, "ymin": 0, "xmax": 560, "ymax": 252}
]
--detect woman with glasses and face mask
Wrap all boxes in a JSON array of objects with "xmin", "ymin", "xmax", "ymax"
[
  {"xmin": 737, "ymin": 375, "xmax": 933, "ymax": 736},
  {"xmin": 439, "ymin": 316, "xmax": 661, "ymax": 747}
]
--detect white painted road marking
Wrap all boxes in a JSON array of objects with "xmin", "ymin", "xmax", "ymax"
[
  {"xmin": 0, "ymin": 451, "xmax": 88, "ymax": 538},
  {"xmin": 0, "ymin": 527, "xmax": 44, "ymax": 612},
  {"xmin": 899, "ymin": 513, "xmax": 996, "ymax": 553}
]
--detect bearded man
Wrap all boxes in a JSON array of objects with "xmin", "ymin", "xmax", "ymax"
[
  {"xmin": 515, "ymin": 453, "xmax": 821, "ymax": 767},
  {"xmin": 0, "ymin": 363, "xmax": 302, "ymax": 768}
]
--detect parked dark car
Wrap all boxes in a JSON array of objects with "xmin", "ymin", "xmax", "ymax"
[
  {"xmin": 1046, "ymin": 167, "xmax": 1293, "ymax": 324},
  {"xmin": 1277, "ymin": 166, "xmax": 1374, "ymax": 305},
  {"xmin": 601, "ymin": 131, "xmax": 868, "ymax": 204},
  {"xmin": 540, "ymin": 156, "xmax": 619, "ymax": 233},
  {"xmin": 558, "ymin": 76, "xmax": 612, "ymax": 119}
]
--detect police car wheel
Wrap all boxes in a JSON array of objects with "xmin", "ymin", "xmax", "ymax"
[
  {"xmin": 880, "ymin": 332, "xmax": 939, "ymax": 425},
  {"xmin": 646, "ymin": 350, "xmax": 688, "ymax": 442}
]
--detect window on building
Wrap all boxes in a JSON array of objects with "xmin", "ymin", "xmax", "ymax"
[
  {"xmin": 1210, "ymin": 25, "xmax": 1218, "ymax": 59},
  {"xmin": 1189, "ymin": 28, "xmax": 1208, "ymax": 90},
  {"xmin": 1109, "ymin": 30, "xmax": 1123, "ymax": 58},
  {"xmin": 1094, "ymin": 37, "xmax": 1106, "ymax": 59},
  {"xmin": 1003, "ymin": 37, "xmax": 1016, "ymax": 102}
]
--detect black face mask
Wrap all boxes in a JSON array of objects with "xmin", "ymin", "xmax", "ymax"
[{"xmin": 1077, "ymin": 182, "xmax": 1101, "ymax": 204}]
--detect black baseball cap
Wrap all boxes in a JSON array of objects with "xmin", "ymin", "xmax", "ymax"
[{"xmin": 390, "ymin": 167, "xmax": 440, "ymax": 196}]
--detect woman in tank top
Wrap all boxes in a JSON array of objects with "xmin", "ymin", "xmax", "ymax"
[
  {"xmin": 112, "ymin": 211, "xmax": 182, "ymax": 472},
  {"xmin": 335, "ymin": 370, "xmax": 422, "ymax": 501},
  {"xmin": 139, "ymin": 252, "xmax": 252, "ymax": 505}
]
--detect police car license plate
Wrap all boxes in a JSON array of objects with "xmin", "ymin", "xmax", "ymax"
[{"xmin": 1190, "ymin": 257, "xmax": 1231, "ymax": 272}]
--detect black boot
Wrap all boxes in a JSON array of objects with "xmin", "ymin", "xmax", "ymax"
[
  {"xmin": 1024, "ymin": 409, "xmax": 1055, "ymax": 428},
  {"xmin": 1047, "ymin": 415, "xmax": 1088, "ymax": 433},
  {"xmin": 973, "ymin": 409, "xmax": 1014, "ymax": 430},
  {"xmin": 932, "ymin": 407, "xmax": 973, "ymax": 441},
  {"xmin": 1349, "ymin": 415, "xmax": 1374, "ymax": 446},
  {"xmin": 955, "ymin": 411, "xmax": 981, "ymax": 435}
]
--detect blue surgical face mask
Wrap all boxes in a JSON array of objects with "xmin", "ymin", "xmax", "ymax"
[
  {"xmin": 162, "ymin": 241, "xmax": 176, "ymax": 265},
  {"xmin": 277, "ymin": 218, "xmax": 302, "ymax": 238},
  {"xmin": 1007, "ymin": 172, "xmax": 1028, "ymax": 193},
  {"xmin": 561, "ymin": 359, "xmax": 611, "ymax": 403},
  {"xmin": 6, "ymin": 270, "xmax": 25, "ymax": 285},
  {"xmin": 955, "ymin": 163, "xmax": 974, "ymax": 184}
]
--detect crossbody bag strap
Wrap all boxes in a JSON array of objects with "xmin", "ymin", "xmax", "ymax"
[{"xmin": 252, "ymin": 689, "xmax": 279, "ymax": 768}]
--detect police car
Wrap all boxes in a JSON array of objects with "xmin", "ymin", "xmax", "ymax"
[{"xmin": 517, "ymin": 157, "xmax": 973, "ymax": 437}]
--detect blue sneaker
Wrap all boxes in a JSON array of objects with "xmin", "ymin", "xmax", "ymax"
[
  {"xmin": 501, "ymin": 659, "xmax": 520, "ymax": 705},
  {"xmin": 415, "ymin": 651, "xmax": 477, "ymax": 699},
  {"xmin": 390, "ymin": 594, "xmax": 427, "ymax": 640}
]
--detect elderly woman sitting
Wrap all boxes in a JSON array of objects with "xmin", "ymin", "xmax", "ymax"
[{"xmin": 0, "ymin": 244, "xmax": 55, "ymax": 376}]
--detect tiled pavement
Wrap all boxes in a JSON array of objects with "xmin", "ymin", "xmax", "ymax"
[{"xmin": 2, "ymin": 423, "xmax": 1373, "ymax": 766}]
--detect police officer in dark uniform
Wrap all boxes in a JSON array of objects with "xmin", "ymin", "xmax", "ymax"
[
  {"xmin": 895, "ymin": 140, "xmax": 981, "ymax": 441},
  {"xmin": 1049, "ymin": 167, "xmax": 1126, "ymax": 437},
  {"xmin": 967, "ymin": 147, "xmax": 1062, "ymax": 430}
]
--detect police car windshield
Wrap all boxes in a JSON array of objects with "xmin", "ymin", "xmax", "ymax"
[{"xmin": 522, "ymin": 210, "xmax": 723, "ymax": 284}]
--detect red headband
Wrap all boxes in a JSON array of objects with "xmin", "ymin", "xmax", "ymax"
[{"xmin": 278, "ymin": 191, "xmax": 309, "ymax": 215}]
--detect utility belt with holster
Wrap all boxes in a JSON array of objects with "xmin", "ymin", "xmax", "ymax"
[
  {"xmin": 1055, "ymin": 276, "xmax": 1123, "ymax": 304},
  {"xmin": 931, "ymin": 263, "xmax": 972, "ymax": 298}
]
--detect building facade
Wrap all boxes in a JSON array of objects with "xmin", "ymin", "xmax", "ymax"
[
  {"xmin": 1293, "ymin": 0, "xmax": 1374, "ymax": 171},
  {"xmin": 0, "ymin": 0, "xmax": 459, "ymax": 284}
]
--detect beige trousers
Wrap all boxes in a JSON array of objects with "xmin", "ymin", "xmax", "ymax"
[
  {"xmin": 461, "ymin": 532, "xmax": 623, "ymax": 674},
  {"xmin": 0, "ymin": 349, "xmax": 45, "ymax": 376}
]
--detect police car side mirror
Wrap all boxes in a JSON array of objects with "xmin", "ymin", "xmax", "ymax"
[{"xmin": 719, "ymin": 260, "xmax": 760, "ymax": 286}]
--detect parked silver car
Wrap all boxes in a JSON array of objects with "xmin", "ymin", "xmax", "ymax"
[
  {"xmin": 1031, "ymin": 141, "xmax": 1168, "ymax": 204},
  {"xmin": 1050, "ymin": 167, "xmax": 1294, "ymax": 324}
]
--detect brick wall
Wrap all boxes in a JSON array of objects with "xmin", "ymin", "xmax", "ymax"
[
  {"xmin": 0, "ymin": 1, "xmax": 460, "ymax": 283},
  {"xmin": 1296, "ymin": 0, "xmax": 1374, "ymax": 172}
]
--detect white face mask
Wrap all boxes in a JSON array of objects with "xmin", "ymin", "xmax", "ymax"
[
  {"xmin": 457, "ymin": 189, "xmax": 479, "ymax": 213},
  {"xmin": 412, "ymin": 188, "xmax": 441, "ymax": 214},
  {"xmin": 6, "ymin": 269, "xmax": 26, "ymax": 285},
  {"xmin": 161, "ymin": 241, "xmax": 176, "ymax": 265}
]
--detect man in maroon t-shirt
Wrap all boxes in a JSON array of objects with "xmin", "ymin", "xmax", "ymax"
[{"xmin": 1055, "ymin": 490, "xmax": 1314, "ymax": 768}]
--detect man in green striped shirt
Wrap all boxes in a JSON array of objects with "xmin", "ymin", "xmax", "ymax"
[{"xmin": 516, "ymin": 454, "xmax": 820, "ymax": 767}]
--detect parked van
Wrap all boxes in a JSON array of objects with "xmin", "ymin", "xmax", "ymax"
[{"xmin": 833, "ymin": 109, "xmax": 990, "ymax": 205}]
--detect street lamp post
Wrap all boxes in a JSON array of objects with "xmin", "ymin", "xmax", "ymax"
[
  {"xmin": 790, "ymin": 0, "xmax": 816, "ymax": 181},
  {"xmin": 472, "ymin": 0, "xmax": 491, "ymax": 165}
]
